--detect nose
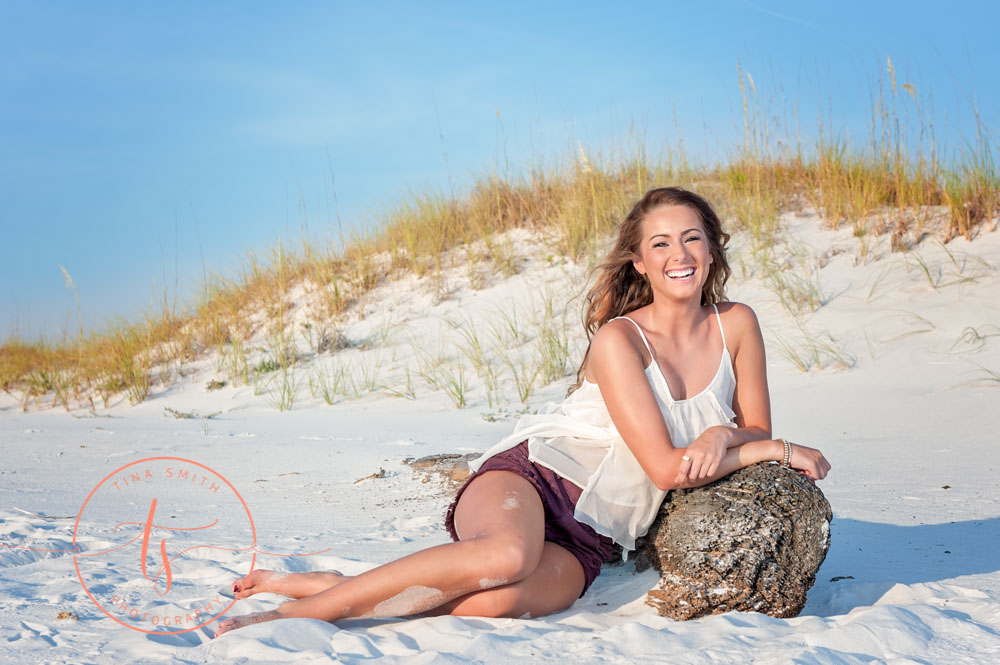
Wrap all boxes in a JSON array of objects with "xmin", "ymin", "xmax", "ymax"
[{"xmin": 669, "ymin": 242, "xmax": 690, "ymax": 261}]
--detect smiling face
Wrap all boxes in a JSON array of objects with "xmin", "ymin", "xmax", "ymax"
[{"xmin": 631, "ymin": 204, "xmax": 713, "ymax": 303}]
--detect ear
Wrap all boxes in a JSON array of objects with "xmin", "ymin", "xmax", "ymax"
[{"xmin": 632, "ymin": 255, "xmax": 646, "ymax": 276}]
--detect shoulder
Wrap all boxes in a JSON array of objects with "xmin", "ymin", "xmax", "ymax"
[
  {"xmin": 715, "ymin": 301, "xmax": 760, "ymax": 329},
  {"xmin": 714, "ymin": 302, "xmax": 763, "ymax": 351},
  {"xmin": 590, "ymin": 317, "xmax": 645, "ymax": 358},
  {"xmin": 586, "ymin": 317, "xmax": 649, "ymax": 382}
]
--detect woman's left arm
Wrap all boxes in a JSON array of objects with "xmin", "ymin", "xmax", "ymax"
[{"xmin": 677, "ymin": 303, "xmax": 772, "ymax": 482}]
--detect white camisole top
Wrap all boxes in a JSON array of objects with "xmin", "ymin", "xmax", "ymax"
[{"xmin": 469, "ymin": 304, "xmax": 738, "ymax": 554}]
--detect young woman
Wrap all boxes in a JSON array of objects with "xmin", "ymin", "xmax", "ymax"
[{"xmin": 215, "ymin": 187, "xmax": 831, "ymax": 636}]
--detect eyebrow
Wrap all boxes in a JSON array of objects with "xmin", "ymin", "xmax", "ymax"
[{"xmin": 649, "ymin": 227, "xmax": 702, "ymax": 240}]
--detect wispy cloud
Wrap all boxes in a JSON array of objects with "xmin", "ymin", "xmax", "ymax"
[{"xmin": 739, "ymin": 1, "xmax": 825, "ymax": 31}]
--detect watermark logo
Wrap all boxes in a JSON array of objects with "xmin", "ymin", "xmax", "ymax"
[{"xmin": 73, "ymin": 457, "xmax": 255, "ymax": 634}]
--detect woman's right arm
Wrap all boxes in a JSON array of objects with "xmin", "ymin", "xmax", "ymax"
[{"xmin": 587, "ymin": 320, "xmax": 692, "ymax": 490}]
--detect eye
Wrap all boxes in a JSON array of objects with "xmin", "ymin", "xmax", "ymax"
[
  {"xmin": 683, "ymin": 235, "xmax": 702, "ymax": 243},
  {"xmin": 653, "ymin": 240, "xmax": 669, "ymax": 248}
]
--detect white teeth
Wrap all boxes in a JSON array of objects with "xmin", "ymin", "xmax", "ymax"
[{"xmin": 667, "ymin": 268, "xmax": 695, "ymax": 278}]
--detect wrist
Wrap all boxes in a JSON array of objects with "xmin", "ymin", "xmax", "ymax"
[
  {"xmin": 774, "ymin": 438, "xmax": 793, "ymax": 467},
  {"xmin": 740, "ymin": 439, "xmax": 776, "ymax": 465},
  {"xmin": 713, "ymin": 425, "xmax": 739, "ymax": 448},
  {"xmin": 767, "ymin": 439, "xmax": 784, "ymax": 463},
  {"xmin": 723, "ymin": 426, "xmax": 770, "ymax": 449}
]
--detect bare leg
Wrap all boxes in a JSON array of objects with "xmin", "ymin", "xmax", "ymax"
[
  {"xmin": 211, "ymin": 609, "xmax": 283, "ymax": 633},
  {"xmin": 233, "ymin": 569, "xmax": 350, "ymax": 600},
  {"xmin": 224, "ymin": 544, "xmax": 585, "ymax": 633},
  {"xmin": 428, "ymin": 541, "xmax": 586, "ymax": 619},
  {"xmin": 215, "ymin": 471, "xmax": 547, "ymax": 637}
]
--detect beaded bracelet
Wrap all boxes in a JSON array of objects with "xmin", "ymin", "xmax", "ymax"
[{"xmin": 777, "ymin": 438, "xmax": 792, "ymax": 468}]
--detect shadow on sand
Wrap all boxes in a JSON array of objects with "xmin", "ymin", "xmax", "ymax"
[{"xmin": 803, "ymin": 515, "xmax": 1000, "ymax": 616}]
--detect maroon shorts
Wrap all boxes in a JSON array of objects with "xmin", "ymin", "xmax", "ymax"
[{"xmin": 444, "ymin": 441, "xmax": 615, "ymax": 596}]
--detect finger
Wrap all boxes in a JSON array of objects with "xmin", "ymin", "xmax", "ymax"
[
  {"xmin": 678, "ymin": 454, "xmax": 694, "ymax": 482},
  {"xmin": 689, "ymin": 458, "xmax": 705, "ymax": 480},
  {"xmin": 707, "ymin": 459, "xmax": 720, "ymax": 478},
  {"xmin": 703, "ymin": 457, "xmax": 718, "ymax": 479}
]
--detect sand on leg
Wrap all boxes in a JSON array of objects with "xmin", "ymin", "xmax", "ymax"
[{"xmin": 215, "ymin": 470, "xmax": 549, "ymax": 636}]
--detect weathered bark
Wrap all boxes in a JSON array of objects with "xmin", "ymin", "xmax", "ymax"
[{"xmin": 636, "ymin": 462, "xmax": 832, "ymax": 620}]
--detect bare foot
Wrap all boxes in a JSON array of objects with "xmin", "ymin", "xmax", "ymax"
[
  {"xmin": 232, "ymin": 569, "xmax": 283, "ymax": 600},
  {"xmin": 232, "ymin": 569, "xmax": 349, "ymax": 600},
  {"xmin": 213, "ymin": 609, "xmax": 283, "ymax": 637}
]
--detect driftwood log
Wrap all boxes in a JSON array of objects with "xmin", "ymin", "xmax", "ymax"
[
  {"xmin": 404, "ymin": 453, "xmax": 477, "ymax": 489},
  {"xmin": 636, "ymin": 462, "xmax": 832, "ymax": 620}
]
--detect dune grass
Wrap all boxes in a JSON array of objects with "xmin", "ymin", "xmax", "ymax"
[{"xmin": 2, "ymin": 61, "xmax": 997, "ymax": 411}]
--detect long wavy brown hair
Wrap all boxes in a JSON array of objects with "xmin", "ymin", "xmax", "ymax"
[{"xmin": 570, "ymin": 187, "xmax": 732, "ymax": 392}]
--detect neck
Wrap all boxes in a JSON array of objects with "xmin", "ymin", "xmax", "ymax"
[{"xmin": 643, "ymin": 297, "xmax": 707, "ymax": 338}]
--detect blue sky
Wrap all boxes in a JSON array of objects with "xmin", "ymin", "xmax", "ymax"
[{"xmin": 2, "ymin": 1, "xmax": 997, "ymax": 339}]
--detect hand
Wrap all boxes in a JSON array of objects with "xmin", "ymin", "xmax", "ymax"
[
  {"xmin": 788, "ymin": 442, "xmax": 831, "ymax": 481},
  {"xmin": 675, "ymin": 426, "xmax": 732, "ymax": 484}
]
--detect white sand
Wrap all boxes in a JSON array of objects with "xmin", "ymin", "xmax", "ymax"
[{"xmin": 2, "ymin": 213, "xmax": 1000, "ymax": 663}]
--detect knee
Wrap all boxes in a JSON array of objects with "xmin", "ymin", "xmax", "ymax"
[{"xmin": 471, "ymin": 538, "xmax": 539, "ymax": 586}]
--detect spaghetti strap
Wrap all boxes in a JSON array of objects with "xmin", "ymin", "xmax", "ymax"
[
  {"xmin": 610, "ymin": 316, "xmax": 655, "ymax": 359},
  {"xmin": 712, "ymin": 303, "xmax": 727, "ymax": 350},
  {"xmin": 615, "ymin": 312, "xmax": 726, "ymax": 358}
]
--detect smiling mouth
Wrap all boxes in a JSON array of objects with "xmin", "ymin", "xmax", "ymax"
[{"xmin": 666, "ymin": 267, "xmax": 695, "ymax": 279}]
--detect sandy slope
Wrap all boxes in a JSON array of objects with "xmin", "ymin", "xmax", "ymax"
[{"xmin": 2, "ymin": 214, "xmax": 999, "ymax": 664}]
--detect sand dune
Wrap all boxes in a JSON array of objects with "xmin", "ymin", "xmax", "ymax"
[{"xmin": 2, "ymin": 212, "xmax": 999, "ymax": 663}]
